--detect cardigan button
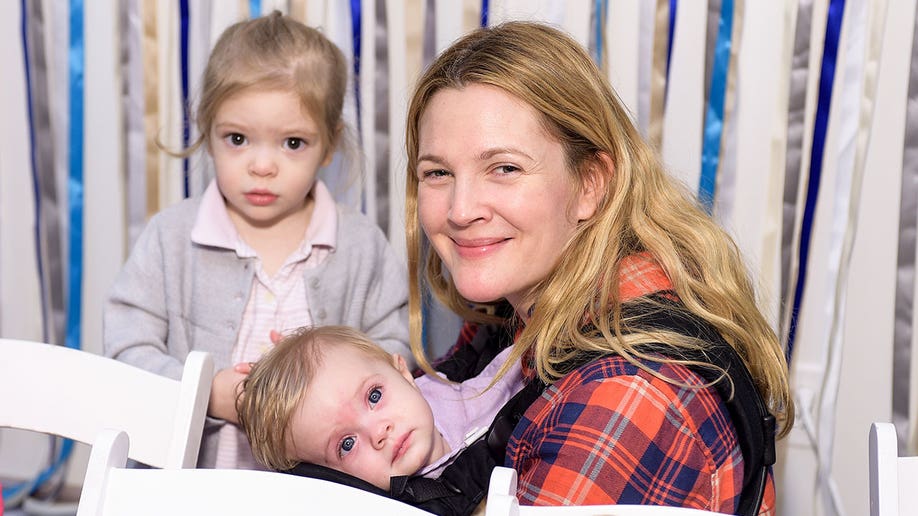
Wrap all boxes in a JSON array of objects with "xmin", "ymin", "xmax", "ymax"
[
  {"xmin": 317, "ymin": 309, "xmax": 327, "ymax": 320},
  {"xmin": 310, "ymin": 278, "xmax": 319, "ymax": 289}
]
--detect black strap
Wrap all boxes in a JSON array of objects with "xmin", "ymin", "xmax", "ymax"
[
  {"xmin": 619, "ymin": 301, "xmax": 776, "ymax": 515},
  {"xmin": 286, "ymin": 297, "xmax": 775, "ymax": 516},
  {"xmin": 286, "ymin": 462, "xmax": 391, "ymax": 498}
]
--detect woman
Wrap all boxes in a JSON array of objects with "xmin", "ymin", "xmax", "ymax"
[{"xmin": 405, "ymin": 21, "xmax": 792, "ymax": 514}]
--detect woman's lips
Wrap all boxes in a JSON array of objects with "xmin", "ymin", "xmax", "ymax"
[{"xmin": 451, "ymin": 237, "xmax": 509, "ymax": 258}]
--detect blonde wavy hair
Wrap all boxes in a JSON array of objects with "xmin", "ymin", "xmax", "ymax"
[
  {"xmin": 404, "ymin": 21, "xmax": 792, "ymax": 437},
  {"xmin": 237, "ymin": 326, "xmax": 392, "ymax": 470}
]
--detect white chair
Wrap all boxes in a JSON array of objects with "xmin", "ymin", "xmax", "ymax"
[
  {"xmin": 76, "ymin": 429, "xmax": 437, "ymax": 516},
  {"xmin": 484, "ymin": 466, "xmax": 724, "ymax": 516},
  {"xmin": 869, "ymin": 421, "xmax": 918, "ymax": 515},
  {"xmin": 0, "ymin": 338, "xmax": 212, "ymax": 469}
]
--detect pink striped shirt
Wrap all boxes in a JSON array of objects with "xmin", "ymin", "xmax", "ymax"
[{"xmin": 191, "ymin": 179, "xmax": 337, "ymax": 469}]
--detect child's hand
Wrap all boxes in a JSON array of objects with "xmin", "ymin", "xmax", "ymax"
[{"xmin": 208, "ymin": 367, "xmax": 247, "ymax": 424}]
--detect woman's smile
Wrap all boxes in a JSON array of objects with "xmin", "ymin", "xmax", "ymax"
[{"xmin": 450, "ymin": 236, "xmax": 511, "ymax": 259}]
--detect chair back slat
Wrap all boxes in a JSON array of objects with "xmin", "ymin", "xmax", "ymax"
[{"xmin": 0, "ymin": 338, "xmax": 212, "ymax": 469}]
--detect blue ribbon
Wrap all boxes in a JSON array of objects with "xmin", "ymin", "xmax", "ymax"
[
  {"xmin": 480, "ymin": 0, "xmax": 489, "ymax": 27},
  {"xmin": 180, "ymin": 0, "xmax": 189, "ymax": 197},
  {"xmin": 698, "ymin": 0, "xmax": 733, "ymax": 211},
  {"xmin": 666, "ymin": 0, "xmax": 677, "ymax": 101},
  {"xmin": 593, "ymin": 0, "xmax": 608, "ymax": 65},
  {"xmin": 785, "ymin": 0, "xmax": 847, "ymax": 364},
  {"xmin": 66, "ymin": 0, "xmax": 84, "ymax": 354},
  {"xmin": 2, "ymin": 0, "xmax": 84, "ymax": 501},
  {"xmin": 351, "ymin": 0, "xmax": 362, "ymax": 136},
  {"xmin": 1, "ymin": 438, "xmax": 74, "ymax": 500},
  {"xmin": 249, "ymin": 0, "xmax": 261, "ymax": 19}
]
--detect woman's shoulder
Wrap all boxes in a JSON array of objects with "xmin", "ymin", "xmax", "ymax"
[
  {"xmin": 511, "ymin": 354, "xmax": 746, "ymax": 511},
  {"xmin": 542, "ymin": 354, "xmax": 735, "ymax": 443},
  {"xmin": 553, "ymin": 353, "xmax": 712, "ymax": 391}
]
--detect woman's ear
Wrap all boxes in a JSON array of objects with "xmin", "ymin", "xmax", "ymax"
[
  {"xmin": 391, "ymin": 353, "xmax": 418, "ymax": 387},
  {"xmin": 576, "ymin": 152, "xmax": 612, "ymax": 221}
]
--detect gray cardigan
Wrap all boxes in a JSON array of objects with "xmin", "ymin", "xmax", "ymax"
[{"xmin": 103, "ymin": 195, "xmax": 410, "ymax": 467}]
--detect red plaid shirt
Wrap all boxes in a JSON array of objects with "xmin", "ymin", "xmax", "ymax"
[{"xmin": 447, "ymin": 253, "xmax": 776, "ymax": 513}]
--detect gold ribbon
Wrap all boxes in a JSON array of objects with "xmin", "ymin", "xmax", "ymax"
[
  {"xmin": 142, "ymin": 0, "xmax": 160, "ymax": 218},
  {"xmin": 648, "ymin": 0, "xmax": 669, "ymax": 150}
]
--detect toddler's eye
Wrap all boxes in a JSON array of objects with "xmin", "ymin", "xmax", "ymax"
[
  {"xmin": 368, "ymin": 387, "xmax": 382, "ymax": 406},
  {"xmin": 339, "ymin": 436, "xmax": 356, "ymax": 458},
  {"xmin": 284, "ymin": 137, "xmax": 305, "ymax": 150},
  {"xmin": 226, "ymin": 133, "xmax": 246, "ymax": 146}
]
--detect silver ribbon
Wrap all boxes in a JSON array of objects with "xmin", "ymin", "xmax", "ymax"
[
  {"xmin": 375, "ymin": 0, "xmax": 390, "ymax": 234},
  {"xmin": 780, "ymin": 0, "xmax": 813, "ymax": 340},
  {"xmin": 24, "ymin": 0, "xmax": 65, "ymax": 346},
  {"xmin": 893, "ymin": 8, "xmax": 918, "ymax": 454}
]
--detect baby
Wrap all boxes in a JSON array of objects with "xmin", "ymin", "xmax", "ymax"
[{"xmin": 237, "ymin": 325, "xmax": 522, "ymax": 490}]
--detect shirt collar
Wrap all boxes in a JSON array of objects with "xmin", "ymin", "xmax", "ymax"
[
  {"xmin": 617, "ymin": 252, "xmax": 673, "ymax": 301},
  {"xmin": 190, "ymin": 180, "xmax": 240, "ymax": 251},
  {"xmin": 190, "ymin": 179, "xmax": 338, "ymax": 254}
]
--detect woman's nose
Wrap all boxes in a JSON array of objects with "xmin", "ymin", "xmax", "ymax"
[{"xmin": 448, "ymin": 176, "xmax": 488, "ymax": 226}]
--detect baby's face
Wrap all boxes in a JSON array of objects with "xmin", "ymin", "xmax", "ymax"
[{"xmin": 287, "ymin": 346, "xmax": 448, "ymax": 490}]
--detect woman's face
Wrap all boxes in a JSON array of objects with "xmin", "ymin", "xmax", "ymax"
[{"xmin": 415, "ymin": 84, "xmax": 598, "ymax": 313}]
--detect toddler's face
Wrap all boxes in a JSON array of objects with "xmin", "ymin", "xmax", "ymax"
[
  {"xmin": 209, "ymin": 88, "xmax": 331, "ymax": 234},
  {"xmin": 287, "ymin": 346, "xmax": 448, "ymax": 490}
]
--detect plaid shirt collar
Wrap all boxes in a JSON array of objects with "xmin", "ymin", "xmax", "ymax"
[{"xmin": 518, "ymin": 252, "xmax": 673, "ymax": 377}]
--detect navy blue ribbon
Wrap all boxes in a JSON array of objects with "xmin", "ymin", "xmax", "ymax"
[
  {"xmin": 180, "ymin": 0, "xmax": 189, "ymax": 197},
  {"xmin": 785, "ymin": 0, "xmax": 846, "ymax": 364},
  {"xmin": 480, "ymin": 0, "xmax": 489, "ymax": 27},
  {"xmin": 351, "ymin": 0, "xmax": 362, "ymax": 136},
  {"xmin": 666, "ymin": 0, "xmax": 677, "ymax": 101}
]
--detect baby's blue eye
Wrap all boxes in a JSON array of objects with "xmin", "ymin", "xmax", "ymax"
[
  {"xmin": 368, "ymin": 388, "xmax": 382, "ymax": 405},
  {"xmin": 339, "ymin": 436, "xmax": 356, "ymax": 457}
]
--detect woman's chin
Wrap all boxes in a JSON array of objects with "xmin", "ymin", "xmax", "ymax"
[{"xmin": 455, "ymin": 286, "xmax": 507, "ymax": 305}]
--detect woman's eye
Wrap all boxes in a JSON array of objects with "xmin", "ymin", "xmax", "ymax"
[
  {"xmin": 226, "ymin": 133, "xmax": 246, "ymax": 146},
  {"xmin": 496, "ymin": 165, "xmax": 520, "ymax": 174},
  {"xmin": 285, "ymin": 137, "xmax": 305, "ymax": 150},
  {"xmin": 368, "ymin": 388, "xmax": 382, "ymax": 406},
  {"xmin": 339, "ymin": 436, "xmax": 356, "ymax": 458},
  {"xmin": 421, "ymin": 169, "xmax": 450, "ymax": 180}
]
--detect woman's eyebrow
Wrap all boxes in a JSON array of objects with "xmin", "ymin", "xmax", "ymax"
[
  {"xmin": 417, "ymin": 153, "xmax": 446, "ymax": 164},
  {"xmin": 477, "ymin": 147, "xmax": 534, "ymax": 161}
]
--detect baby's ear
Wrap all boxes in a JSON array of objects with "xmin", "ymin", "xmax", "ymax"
[{"xmin": 391, "ymin": 354, "xmax": 417, "ymax": 387}]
